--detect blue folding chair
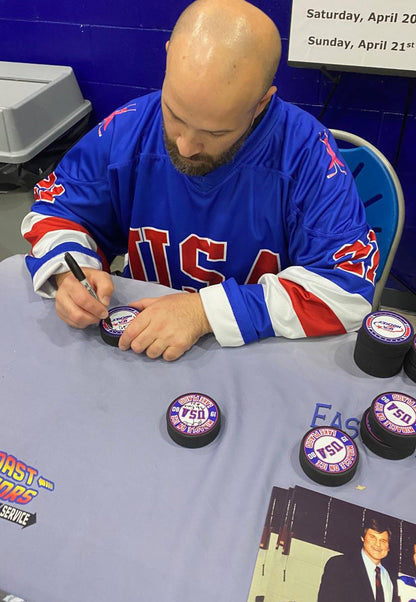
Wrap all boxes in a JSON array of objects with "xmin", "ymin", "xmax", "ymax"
[{"xmin": 330, "ymin": 129, "xmax": 405, "ymax": 310}]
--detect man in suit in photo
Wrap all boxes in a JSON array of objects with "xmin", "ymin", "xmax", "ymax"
[{"xmin": 317, "ymin": 516, "xmax": 399, "ymax": 602}]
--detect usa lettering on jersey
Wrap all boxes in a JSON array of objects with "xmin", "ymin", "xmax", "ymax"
[{"xmin": 128, "ymin": 227, "xmax": 281, "ymax": 290}]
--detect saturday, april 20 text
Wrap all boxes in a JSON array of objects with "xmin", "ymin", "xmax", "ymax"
[{"xmin": 306, "ymin": 10, "xmax": 415, "ymax": 54}]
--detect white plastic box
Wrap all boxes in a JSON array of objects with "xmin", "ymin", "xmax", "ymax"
[{"xmin": 0, "ymin": 61, "xmax": 91, "ymax": 164}]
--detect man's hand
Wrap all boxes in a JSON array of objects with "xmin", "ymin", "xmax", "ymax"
[
  {"xmin": 55, "ymin": 268, "xmax": 114, "ymax": 328},
  {"xmin": 119, "ymin": 292, "xmax": 212, "ymax": 361}
]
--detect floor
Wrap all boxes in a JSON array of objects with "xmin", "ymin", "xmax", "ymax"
[
  {"xmin": 0, "ymin": 189, "xmax": 33, "ymax": 261},
  {"xmin": 2, "ymin": 188, "xmax": 416, "ymax": 329}
]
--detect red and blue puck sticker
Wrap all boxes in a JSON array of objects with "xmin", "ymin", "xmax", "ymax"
[
  {"xmin": 372, "ymin": 392, "xmax": 416, "ymax": 438},
  {"xmin": 364, "ymin": 311, "xmax": 413, "ymax": 344},
  {"xmin": 302, "ymin": 427, "xmax": 358, "ymax": 475},
  {"xmin": 102, "ymin": 306, "xmax": 139, "ymax": 335},
  {"xmin": 168, "ymin": 393, "xmax": 220, "ymax": 437},
  {"xmin": 360, "ymin": 407, "xmax": 415, "ymax": 460}
]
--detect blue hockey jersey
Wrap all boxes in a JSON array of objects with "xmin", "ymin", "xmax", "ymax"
[{"xmin": 22, "ymin": 91, "xmax": 378, "ymax": 346}]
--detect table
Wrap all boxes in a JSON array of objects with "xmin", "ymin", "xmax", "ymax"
[{"xmin": 0, "ymin": 254, "xmax": 415, "ymax": 601}]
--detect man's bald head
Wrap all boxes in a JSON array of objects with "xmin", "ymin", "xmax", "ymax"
[
  {"xmin": 168, "ymin": 0, "xmax": 281, "ymax": 99},
  {"xmin": 161, "ymin": 1, "xmax": 281, "ymax": 176}
]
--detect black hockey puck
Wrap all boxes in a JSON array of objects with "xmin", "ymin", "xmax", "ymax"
[
  {"xmin": 100, "ymin": 305, "xmax": 140, "ymax": 347},
  {"xmin": 354, "ymin": 311, "xmax": 414, "ymax": 377},
  {"xmin": 368, "ymin": 392, "xmax": 416, "ymax": 450},
  {"xmin": 166, "ymin": 393, "xmax": 221, "ymax": 448},
  {"xmin": 299, "ymin": 427, "xmax": 359, "ymax": 486},
  {"xmin": 404, "ymin": 336, "xmax": 416, "ymax": 383},
  {"xmin": 360, "ymin": 407, "xmax": 415, "ymax": 460}
]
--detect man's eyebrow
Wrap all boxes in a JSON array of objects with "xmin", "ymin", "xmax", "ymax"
[{"xmin": 164, "ymin": 101, "xmax": 234, "ymax": 135}]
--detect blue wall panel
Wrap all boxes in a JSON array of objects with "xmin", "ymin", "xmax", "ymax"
[
  {"xmin": 89, "ymin": 27, "xmax": 167, "ymax": 89},
  {"xmin": 0, "ymin": 0, "xmax": 414, "ymax": 294},
  {"xmin": 79, "ymin": 82, "xmax": 150, "ymax": 124},
  {"xmin": 318, "ymin": 73, "xmax": 411, "ymax": 114},
  {"xmin": 393, "ymin": 114, "xmax": 416, "ymax": 293},
  {"xmin": 277, "ymin": 38, "xmax": 322, "ymax": 106},
  {"xmin": 0, "ymin": 20, "xmax": 94, "ymax": 80},
  {"xmin": 0, "ymin": 0, "xmax": 189, "ymax": 28}
]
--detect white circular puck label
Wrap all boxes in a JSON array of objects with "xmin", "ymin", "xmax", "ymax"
[
  {"xmin": 365, "ymin": 312, "xmax": 413, "ymax": 343},
  {"xmin": 373, "ymin": 393, "xmax": 416, "ymax": 435},
  {"xmin": 303, "ymin": 427, "xmax": 357, "ymax": 474},
  {"xmin": 168, "ymin": 393, "xmax": 219, "ymax": 436},
  {"xmin": 102, "ymin": 306, "xmax": 139, "ymax": 335}
]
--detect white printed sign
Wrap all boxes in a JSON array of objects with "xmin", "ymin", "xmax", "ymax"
[{"xmin": 288, "ymin": 0, "xmax": 416, "ymax": 75}]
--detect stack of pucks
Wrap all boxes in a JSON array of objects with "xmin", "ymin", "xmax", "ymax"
[
  {"xmin": 100, "ymin": 305, "xmax": 140, "ymax": 347},
  {"xmin": 360, "ymin": 392, "xmax": 416, "ymax": 460},
  {"xmin": 299, "ymin": 426, "xmax": 359, "ymax": 486},
  {"xmin": 354, "ymin": 311, "xmax": 414, "ymax": 377},
  {"xmin": 404, "ymin": 335, "xmax": 416, "ymax": 383},
  {"xmin": 166, "ymin": 393, "xmax": 221, "ymax": 448}
]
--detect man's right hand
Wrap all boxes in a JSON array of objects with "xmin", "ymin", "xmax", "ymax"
[{"xmin": 55, "ymin": 268, "xmax": 114, "ymax": 328}]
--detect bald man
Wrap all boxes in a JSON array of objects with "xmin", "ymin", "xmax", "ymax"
[{"xmin": 22, "ymin": 0, "xmax": 378, "ymax": 361}]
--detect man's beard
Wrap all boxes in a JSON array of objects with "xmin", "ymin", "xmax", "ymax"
[{"xmin": 163, "ymin": 123, "xmax": 252, "ymax": 176}]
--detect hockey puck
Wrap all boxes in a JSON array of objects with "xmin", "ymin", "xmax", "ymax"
[
  {"xmin": 354, "ymin": 311, "xmax": 414, "ymax": 377},
  {"xmin": 404, "ymin": 336, "xmax": 416, "ymax": 383},
  {"xmin": 299, "ymin": 427, "xmax": 359, "ymax": 486},
  {"xmin": 368, "ymin": 392, "xmax": 416, "ymax": 450},
  {"xmin": 100, "ymin": 305, "xmax": 140, "ymax": 347},
  {"xmin": 166, "ymin": 393, "xmax": 221, "ymax": 448},
  {"xmin": 360, "ymin": 407, "xmax": 415, "ymax": 460}
]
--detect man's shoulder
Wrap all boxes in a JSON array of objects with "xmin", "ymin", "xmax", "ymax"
[
  {"xmin": 95, "ymin": 90, "xmax": 163, "ymax": 161},
  {"xmin": 115, "ymin": 90, "xmax": 161, "ymax": 112},
  {"xmin": 324, "ymin": 553, "xmax": 347, "ymax": 568},
  {"xmin": 274, "ymin": 97, "xmax": 325, "ymax": 147},
  {"xmin": 262, "ymin": 96, "xmax": 331, "ymax": 174},
  {"xmin": 123, "ymin": 90, "xmax": 161, "ymax": 114},
  {"xmin": 324, "ymin": 551, "xmax": 363, "ymax": 571},
  {"xmin": 99, "ymin": 90, "xmax": 161, "ymax": 134},
  {"xmin": 275, "ymin": 95, "xmax": 319, "ymax": 123}
]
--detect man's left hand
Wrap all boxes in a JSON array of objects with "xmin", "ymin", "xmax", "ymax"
[{"xmin": 118, "ymin": 292, "xmax": 212, "ymax": 361}]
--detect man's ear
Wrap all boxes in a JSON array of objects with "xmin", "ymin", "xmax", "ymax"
[
  {"xmin": 165, "ymin": 40, "xmax": 170, "ymax": 53},
  {"xmin": 254, "ymin": 85, "xmax": 277, "ymax": 119}
]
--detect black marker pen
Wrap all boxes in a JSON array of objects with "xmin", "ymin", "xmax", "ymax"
[{"xmin": 64, "ymin": 252, "xmax": 112, "ymax": 327}]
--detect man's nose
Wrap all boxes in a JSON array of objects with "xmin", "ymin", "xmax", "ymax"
[{"xmin": 176, "ymin": 133, "xmax": 203, "ymax": 158}]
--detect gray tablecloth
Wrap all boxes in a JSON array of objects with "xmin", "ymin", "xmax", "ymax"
[{"xmin": 0, "ymin": 255, "xmax": 414, "ymax": 601}]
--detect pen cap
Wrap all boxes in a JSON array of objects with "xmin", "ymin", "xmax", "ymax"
[{"xmin": 64, "ymin": 251, "xmax": 85, "ymax": 281}]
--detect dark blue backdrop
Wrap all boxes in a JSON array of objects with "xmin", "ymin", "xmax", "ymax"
[{"xmin": 1, "ymin": 0, "xmax": 414, "ymax": 294}]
